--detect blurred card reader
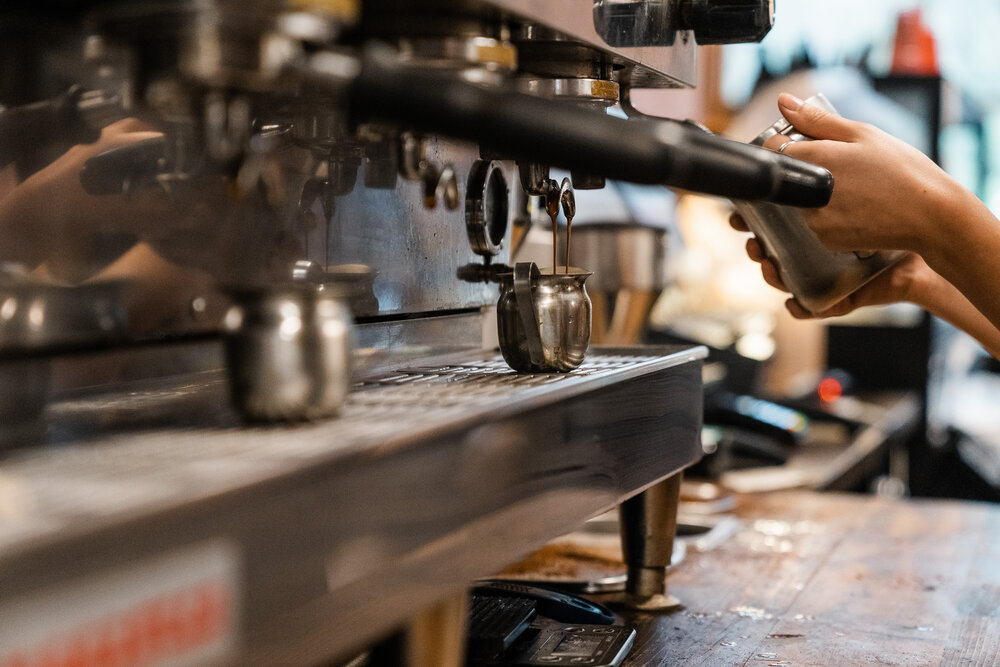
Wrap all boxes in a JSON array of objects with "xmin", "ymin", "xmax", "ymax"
[{"xmin": 467, "ymin": 582, "xmax": 635, "ymax": 666}]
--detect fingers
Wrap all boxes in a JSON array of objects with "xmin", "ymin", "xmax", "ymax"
[
  {"xmin": 98, "ymin": 130, "xmax": 164, "ymax": 151},
  {"xmin": 102, "ymin": 117, "xmax": 159, "ymax": 136},
  {"xmin": 730, "ymin": 214, "xmax": 770, "ymax": 269},
  {"xmin": 96, "ymin": 119, "xmax": 163, "ymax": 150},
  {"xmin": 728, "ymin": 212, "xmax": 749, "ymax": 232},
  {"xmin": 763, "ymin": 134, "xmax": 796, "ymax": 155},
  {"xmin": 758, "ymin": 256, "xmax": 786, "ymax": 291},
  {"xmin": 785, "ymin": 297, "xmax": 847, "ymax": 320},
  {"xmin": 774, "ymin": 93, "xmax": 859, "ymax": 143},
  {"xmin": 735, "ymin": 231, "xmax": 787, "ymax": 292},
  {"xmin": 731, "ymin": 212, "xmax": 795, "ymax": 296},
  {"xmin": 784, "ymin": 299, "xmax": 815, "ymax": 319}
]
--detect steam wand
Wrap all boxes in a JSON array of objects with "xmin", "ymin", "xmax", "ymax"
[{"xmin": 298, "ymin": 46, "xmax": 834, "ymax": 208}]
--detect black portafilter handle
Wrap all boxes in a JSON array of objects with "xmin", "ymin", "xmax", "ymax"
[
  {"xmin": 79, "ymin": 136, "xmax": 167, "ymax": 195},
  {"xmin": 0, "ymin": 85, "xmax": 100, "ymax": 171},
  {"xmin": 339, "ymin": 49, "xmax": 832, "ymax": 207}
]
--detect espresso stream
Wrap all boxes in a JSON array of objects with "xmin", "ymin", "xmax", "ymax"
[
  {"xmin": 546, "ymin": 181, "xmax": 561, "ymax": 273},
  {"xmin": 564, "ymin": 213, "xmax": 574, "ymax": 273},
  {"xmin": 546, "ymin": 178, "xmax": 576, "ymax": 274},
  {"xmin": 560, "ymin": 178, "xmax": 575, "ymax": 273}
]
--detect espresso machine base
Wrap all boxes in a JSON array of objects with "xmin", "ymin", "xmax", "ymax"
[{"xmin": 0, "ymin": 345, "xmax": 705, "ymax": 665}]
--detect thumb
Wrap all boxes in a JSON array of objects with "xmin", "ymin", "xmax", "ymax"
[{"xmin": 777, "ymin": 93, "xmax": 857, "ymax": 142}]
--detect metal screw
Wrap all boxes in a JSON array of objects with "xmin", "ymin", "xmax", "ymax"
[
  {"xmin": 437, "ymin": 164, "xmax": 460, "ymax": 210},
  {"xmin": 190, "ymin": 296, "xmax": 208, "ymax": 319}
]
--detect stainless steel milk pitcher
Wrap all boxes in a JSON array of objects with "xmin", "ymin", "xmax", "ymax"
[
  {"xmin": 224, "ymin": 286, "xmax": 354, "ymax": 421},
  {"xmin": 497, "ymin": 262, "xmax": 592, "ymax": 372},
  {"xmin": 733, "ymin": 94, "xmax": 905, "ymax": 313}
]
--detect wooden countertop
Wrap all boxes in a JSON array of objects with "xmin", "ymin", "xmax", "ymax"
[{"xmin": 605, "ymin": 491, "xmax": 1000, "ymax": 666}]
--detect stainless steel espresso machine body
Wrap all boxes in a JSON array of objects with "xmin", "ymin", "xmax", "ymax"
[
  {"xmin": 0, "ymin": 0, "xmax": 821, "ymax": 360},
  {"xmin": 0, "ymin": 1, "xmax": 826, "ymax": 664}
]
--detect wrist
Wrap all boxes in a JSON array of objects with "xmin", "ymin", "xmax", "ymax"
[
  {"xmin": 883, "ymin": 253, "xmax": 937, "ymax": 310},
  {"xmin": 904, "ymin": 178, "xmax": 950, "ymax": 257},
  {"xmin": 906, "ymin": 263, "xmax": 949, "ymax": 313},
  {"xmin": 915, "ymin": 179, "xmax": 983, "ymax": 266}
]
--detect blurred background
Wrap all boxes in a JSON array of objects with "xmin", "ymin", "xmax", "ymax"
[{"xmin": 599, "ymin": 1, "xmax": 1000, "ymax": 502}]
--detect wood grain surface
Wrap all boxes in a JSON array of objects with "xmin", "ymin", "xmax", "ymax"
[{"xmin": 600, "ymin": 491, "xmax": 1000, "ymax": 666}]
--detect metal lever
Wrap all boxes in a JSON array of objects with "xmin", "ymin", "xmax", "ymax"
[
  {"xmin": 302, "ymin": 47, "xmax": 833, "ymax": 207},
  {"xmin": 0, "ymin": 85, "xmax": 120, "ymax": 172}
]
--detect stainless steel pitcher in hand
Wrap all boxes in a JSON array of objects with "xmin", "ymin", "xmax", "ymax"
[
  {"xmin": 733, "ymin": 93, "xmax": 905, "ymax": 314},
  {"xmin": 497, "ymin": 262, "xmax": 592, "ymax": 372}
]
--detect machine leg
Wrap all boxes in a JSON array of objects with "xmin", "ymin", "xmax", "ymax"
[{"xmin": 618, "ymin": 472, "xmax": 683, "ymax": 611}]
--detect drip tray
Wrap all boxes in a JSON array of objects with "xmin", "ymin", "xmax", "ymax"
[{"xmin": 0, "ymin": 345, "xmax": 705, "ymax": 665}]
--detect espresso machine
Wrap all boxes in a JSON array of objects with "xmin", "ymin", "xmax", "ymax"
[{"xmin": 0, "ymin": 1, "xmax": 831, "ymax": 664}]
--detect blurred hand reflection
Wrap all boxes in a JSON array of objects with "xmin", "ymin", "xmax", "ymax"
[
  {"xmin": 0, "ymin": 118, "xmax": 301, "ymax": 336},
  {"xmin": 1, "ymin": 118, "xmax": 166, "ymax": 276}
]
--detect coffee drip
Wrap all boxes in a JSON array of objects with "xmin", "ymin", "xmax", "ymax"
[
  {"xmin": 560, "ymin": 179, "xmax": 576, "ymax": 273},
  {"xmin": 545, "ymin": 178, "xmax": 577, "ymax": 274}
]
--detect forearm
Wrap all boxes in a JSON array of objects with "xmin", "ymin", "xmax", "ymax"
[
  {"xmin": 918, "ymin": 182, "xmax": 1000, "ymax": 347},
  {"xmin": 0, "ymin": 121, "xmax": 167, "ymax": 269},
  {"xmin": 0, "ymin": 170, "xmax": 62, "ymax": 267},
  {"xmin": 914, "ymin": 256, "xmax": 1000, "ymax": 359}
]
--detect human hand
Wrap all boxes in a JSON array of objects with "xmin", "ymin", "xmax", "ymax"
[
  {"xmin": 0, "ymin": 118, "xmax": 171, "ymax": 273},
  {"xmin": 764, "ymin": 93, "xmax": 959, "ymax": 258},
  {"xmin": 1, "ymin": 117, "xmax": 297, "ymax": 283},
  {"xmin": 729, "ymin": 211, "xmax": 935, "ymax": 319}
]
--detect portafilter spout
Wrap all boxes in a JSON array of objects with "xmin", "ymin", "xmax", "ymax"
[{"xmin": 297, "ymin": 46, "xmax": 833, "ymax": 207}]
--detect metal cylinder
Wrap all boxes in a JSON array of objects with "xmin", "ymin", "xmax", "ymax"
[
  {"xmin": 618, "ymin": 472, "xmax": 683, "ymax": 610},
  {"xmin": 224, "ymin": 286, "xmax": 353, "ymax": 422},
  {"xmin": 496, "ymin": 263, "xmax": 592, "ymax": 373}
]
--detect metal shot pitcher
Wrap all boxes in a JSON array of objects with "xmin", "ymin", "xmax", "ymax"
[
  {"xmin": 733, "ymin": 94, "xmax": 905, "ymax": 314},
  {"xmin": 497, "ymin": 262, "xmax": 592, "ymax": 372},
  {"xmin": 224, "ymin": 286, "xmax": 354, "ymax": 421}
]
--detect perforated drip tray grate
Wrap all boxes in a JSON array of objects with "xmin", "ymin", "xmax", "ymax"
[
  {"xmin": 351, "ymin": 353, "xmax": 686, "ymax": 411},
  {"xmin": 0, "ymin": 347, "xmax": 705, "ymax": 554}
]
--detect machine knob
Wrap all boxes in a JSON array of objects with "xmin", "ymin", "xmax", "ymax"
[{"xmin": 677, "ymin": 0, "xmax": 774, "ymax": 44}]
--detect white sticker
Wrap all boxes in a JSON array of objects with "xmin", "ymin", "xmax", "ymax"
[{"xmin": 0, "ymin": 539, "xmax": 241, "ymax": 667}]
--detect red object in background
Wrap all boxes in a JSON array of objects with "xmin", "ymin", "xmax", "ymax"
[
  {"xmin": 891, "ymin": 8, "xmax": 939, "ymax": 76},
  {"xmin": 817, "ymin": 377, "xmax": 843, "ymax": 403}
]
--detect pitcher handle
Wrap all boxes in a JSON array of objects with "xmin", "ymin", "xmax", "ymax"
[{"xmin": 513, "ymin": 262, "xmax": 545, "ymax": 367}]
